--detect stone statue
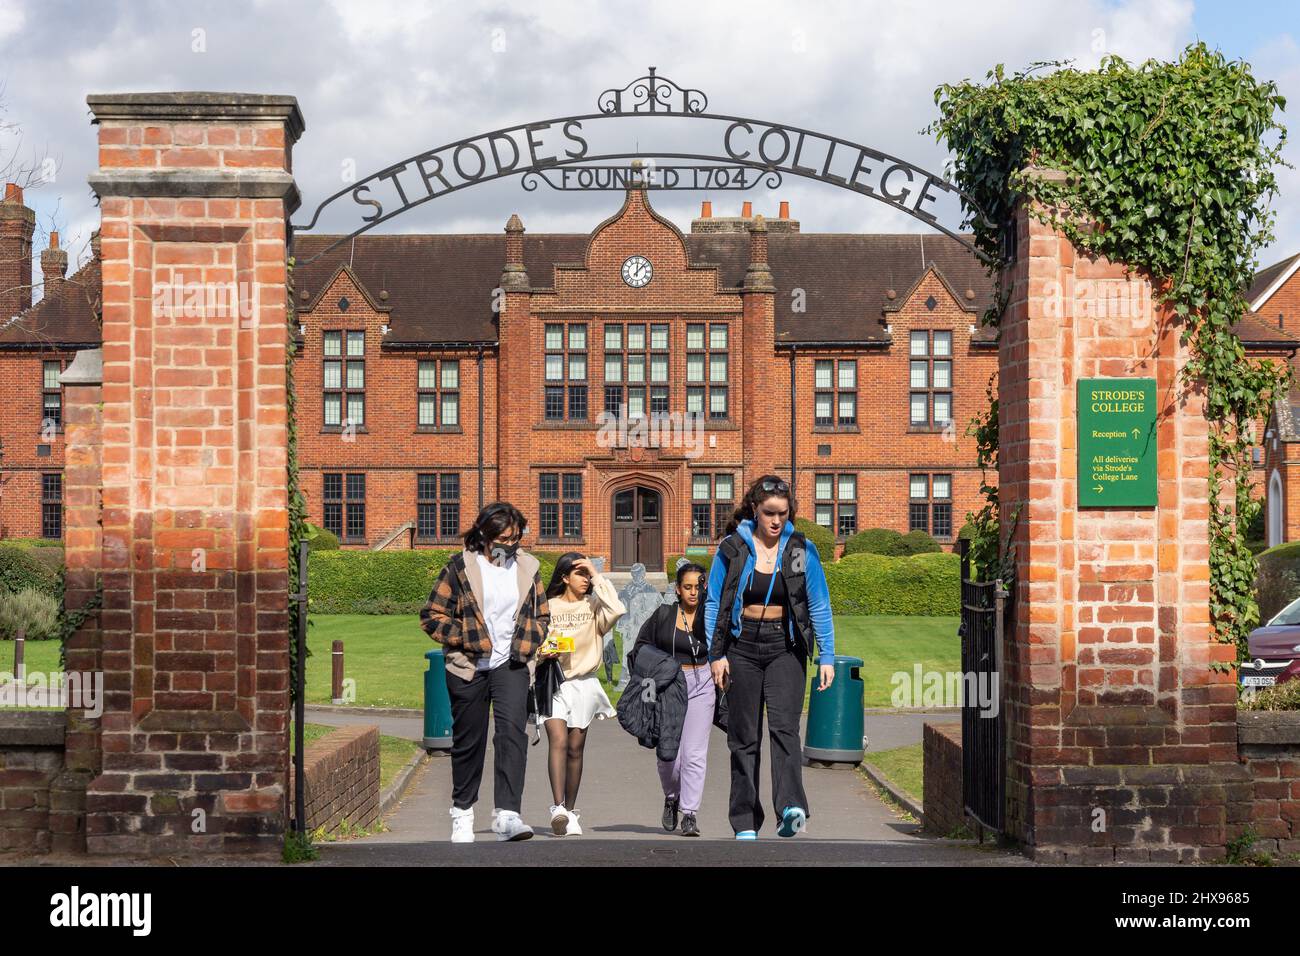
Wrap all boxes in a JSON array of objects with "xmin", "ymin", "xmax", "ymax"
[{"xmin": 612, "ymin": 563, "xmax": 664, "ymax": 690}]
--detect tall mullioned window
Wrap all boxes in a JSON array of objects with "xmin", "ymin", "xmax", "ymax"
[
  {"xmin": 324, "ymin": 472, "xmax": 366, "ymax": 543},
  {"xmin": 909, "ymin": 330, "xmax": 952, "ymax": 429},
  {"xmin": 814, "ymin": 359, "xmax": 857, "ymax": 427},
  {"xmin": 539, "ymin": 472, "xmax": 583, "ymax": 539},
  {"xmin": 814, "ymin": 473, "xmax": 857, "ymax": 537},
  {"xmin": 603, "ymin": 322, "xmax": 668, "ymax": 418},
  {"xmin": 544, "ymin": 322, "xmax": 588, "ymax": 421},
  {"xmin": 417, "ymin": 473, "xmax": 460, "ymax": 542},
  {"xmin": 42, "ymin": 360, "xmax": 63, "ymax": 429},
  {"xmin": 417, "ymin": 359, "xmax": 459, "ymax": 428},
  {"xmin": 41, "ymin": 473, "xmax": 62, "ymax": 539},
  {"xmin": 324, "ymin": 330, "xmax": 365, "ymax": 428},
  {"xmin": 685, "ymin": 322, "xmax": 728, "ymax": 420},
  {"xmin": 909, "ymin": 473, "xmax": 952, "ymax": 539},
  {"xmin": 690, "ymin": 473, "xmax": 735, "ymax": 541}
]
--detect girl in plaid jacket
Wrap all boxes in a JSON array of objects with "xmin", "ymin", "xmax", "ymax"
[{"xmin": 420, "ymin": 502, "xmax": 550, "ymax": 843}]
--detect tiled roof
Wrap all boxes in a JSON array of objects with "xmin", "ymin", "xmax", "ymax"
[
  {"xmin": 291, "ymin": 231, "xmax": 999, "ymax": 347},
  {"xmin": 1248, "ymin": 252, "xmax": 1300, "ymax": 307},
  {"xmin": 0, "ymin": 258, "xmax": 101, "ymax": 347}
]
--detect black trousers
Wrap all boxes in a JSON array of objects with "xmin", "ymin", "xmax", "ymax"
[
  {"xmin": 724, "ymin": 617, "xmax": 809, "ymax": 833},
  {"xmin": 445, "ymin": 660, "xmax": 530, "ymax": 813}
]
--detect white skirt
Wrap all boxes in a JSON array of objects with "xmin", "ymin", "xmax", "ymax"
[{"xmin": 549, "ymin": 674, "xmax": 616, "ymax": 729}]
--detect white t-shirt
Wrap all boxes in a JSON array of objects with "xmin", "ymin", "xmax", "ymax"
[{"xmin": 476, "ymin": 553, "xmax": 520, "ymax": 671}]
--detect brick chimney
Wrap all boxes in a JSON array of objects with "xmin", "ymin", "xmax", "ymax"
[
  {"xmin": 744, "ymin": 214, "xmax": 774, "ymax": 291},
  {"xmin": 0, "ymin": 182, "xmax": 36, "ymax": 318},
  {"xmin": 691, "ymin": 198, "xmax": 799, "ymax": 234},
  {"xmin": 501, "ymin": 213, "xmax": 529, "ymax": 292},
  {"xmin": 700, "ymin": 200, "xmax": 712, "ymax": 218},
  {"xmin": 741, "ymin": 200, "xmax": 753, "ymax": 218},
  {"xmin": 41, "ymin": 231, "xmax": 68, "ymax": 297}
]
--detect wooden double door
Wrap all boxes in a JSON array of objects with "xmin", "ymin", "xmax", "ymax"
[{"xmin": 611, "ymin": 485, "xmax": 663, "ymax": 571}]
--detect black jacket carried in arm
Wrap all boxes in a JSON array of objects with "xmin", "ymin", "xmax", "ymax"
[{"xmin": 615, "ymin": 642, "xmax": 688, "ymax": 762}]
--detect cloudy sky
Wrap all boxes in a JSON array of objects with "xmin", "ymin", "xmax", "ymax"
[{"xmin": 0, "ymin": 0, "xmax": 1296, "ymax": 293}]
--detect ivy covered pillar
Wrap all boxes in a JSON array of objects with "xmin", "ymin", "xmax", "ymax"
[
  {"xmin": 998, "ymin": 167, "xmax": 1246, "ymax": 863},
  {"xmin": 81, "ymin": 93, "xmax": 304, "ymax": 855}
]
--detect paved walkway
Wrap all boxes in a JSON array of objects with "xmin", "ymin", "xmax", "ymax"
[{"xmin": 305, "ymin": 706, "xmax": 1025, "ymax": 866}]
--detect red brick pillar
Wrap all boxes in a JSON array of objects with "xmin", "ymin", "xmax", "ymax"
[
  {"xmin": 740, "ymin": 215, "xmax": 785, "ymax": 487},
  {"xmin": 81, "ymin": 93, "xmax": 304, "ymax": 855},
  {"xmin": 999, "ymin": 167, "xmax": 1245, "ymax": 863},
  {"xmin": 50, "ymin": 348, "xmax": 104, "ymax": 853}
]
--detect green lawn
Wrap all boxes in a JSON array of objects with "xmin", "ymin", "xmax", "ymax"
[
  {"xmin": 1, "ymin": 613, "xmax": 961, "ymax": 714},
  {"xmin": 867, "ymin": 743, "xmax": 924, "ymax": 803},
  {"xmin": 307, "ymin": 613, "xmax": 960, "ymax": 710}
]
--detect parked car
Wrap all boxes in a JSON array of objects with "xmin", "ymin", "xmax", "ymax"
[{"xmin": 1241, "ymin": 596, "xmax": 1300, "ymax": 688}]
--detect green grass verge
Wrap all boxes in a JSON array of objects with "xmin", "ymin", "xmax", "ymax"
[
  {"xmin": 307, "ymin": 613, "xmax": 960, "ymax": 711},
  {"xmin": 867, "ymin": 742, "xmax": 924, "ymax": 804}
]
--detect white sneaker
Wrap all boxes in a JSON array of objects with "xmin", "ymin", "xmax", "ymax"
[
  {"xmin": 566, "ymin": 810, "xmax": 582, "ymax": 836},
  {"xmin": 550, "ymin": 804, "xmax": 570, "ymax": 836},
  {"xmin": 492, "ymin": 808, "xmax": 534, "ymax": 842},
  {"xmin": 449, "ymin": 806, "xmax": 475, "ymax": 843}
]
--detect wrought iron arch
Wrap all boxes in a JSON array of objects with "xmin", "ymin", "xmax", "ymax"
[{"xmin": 291, "ymin": 67, "xmax": 993, "ymax": 265}]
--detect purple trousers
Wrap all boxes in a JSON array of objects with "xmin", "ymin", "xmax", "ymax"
[{"xmin": 657, "ymin": 664, "xmax": 716, "ymax": 815}]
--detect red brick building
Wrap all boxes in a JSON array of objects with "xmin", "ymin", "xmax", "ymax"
[{"xmin": 6, "ymin": 178, "xmax": 1300, "ymax": 568}]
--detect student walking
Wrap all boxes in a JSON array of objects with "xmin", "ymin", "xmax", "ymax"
[
  {"xmin": 540, "ymin": 553, "xmax": 626, "ymax": 836},
  {"xmin": 704, "ymin": 475, "xmax": 836, "ymax": 840},
  {"xmin": 633, "ymin": 561, "xmax": 713, "ymax": 837},
  {"xmin": 419, "ymin": 502, "xmax": 549, "ymax": 843}
]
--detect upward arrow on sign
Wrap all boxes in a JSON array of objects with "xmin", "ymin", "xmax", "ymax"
[{"xmin": 1131, "ymin": 427, "xmax": 1140, "ymax": 439}]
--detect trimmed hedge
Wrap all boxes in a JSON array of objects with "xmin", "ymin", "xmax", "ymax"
[
  {"xmin": 308, "ymin": 547, "xmax": 567, "ymax": 614},
  {"xmin": 794, "ymin": 518, "xmax": 836, "ymax": 562},
  {"xmin": 1255, "ymin": 541, "xmax": 1300, "ymax": 622},
  {"xmin": 901, "ymin": 530, "xmax": 942, "ymax": 554},
  {"xmin": 823, "ymin": 552, "xmax": 960, "ymax": 616},
  {"xmin": 304, "ymin": 523, "xmax": 339, "ymax": 552},
  {"xmin": 0, "ymin": 545, "xmax": 61, "ymax": 598},
  {"xmin": 305, "ymin": 544, "xmax": 961, "ymax": 616},
  {"xmin": 844, "ymin": 528, "xmax": 906, "ymax": 557}
]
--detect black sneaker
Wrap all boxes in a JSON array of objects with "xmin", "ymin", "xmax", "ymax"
[
  {"xmin": 662, "ymin": 798, "xmax": 679, "ymax": 832},
  {"xmin": 679, "ymin": 813, "xmax": 700, "ymax": 837}
]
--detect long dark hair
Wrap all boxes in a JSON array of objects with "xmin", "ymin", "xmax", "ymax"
[
  {"xmin": 546, "ymin": 551, "xmax": 588, "ymax": 599},
  {"xmin": 676, "ymin": 562, "xmax": 706, "ymax": 586},
  {"xmin": 463, "ymin": 501, "xmax": 527, "ymax": 553},
  {"xmin": 723, "ymin": 474, "xmax": 797, "ymax": 537}
]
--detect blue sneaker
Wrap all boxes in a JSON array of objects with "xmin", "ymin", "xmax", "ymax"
[
  {"xmin": 777, "ymin": 807, "xmax": 807, "ymax": 837},
  {"xmin": 735, "ymin": 830, "xmax": 758, "ymax": 840}
]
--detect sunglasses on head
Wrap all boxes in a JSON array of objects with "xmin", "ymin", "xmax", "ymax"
[{"xmin": 759, "ymin": 479, "xmax": 790, "ymax": 494}]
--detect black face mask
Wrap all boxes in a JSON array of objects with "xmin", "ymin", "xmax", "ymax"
[{"xmin": 490, "ymin": 542, "xmax": 519, "ymax": 564}]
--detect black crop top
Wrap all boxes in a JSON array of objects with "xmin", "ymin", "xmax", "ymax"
[{"xmin": 742, "ymin": 568, "xmax": 788, "ymax": 608}]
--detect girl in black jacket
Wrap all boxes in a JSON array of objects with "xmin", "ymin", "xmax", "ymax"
[{"xmin": 633, "ymin": 562, "xmax": 713, "ymax": 837}]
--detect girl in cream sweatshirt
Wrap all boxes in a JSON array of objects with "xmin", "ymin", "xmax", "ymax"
[{"xmin": 539, "ymin": 552, "xmax": 626, "ymax": 835}]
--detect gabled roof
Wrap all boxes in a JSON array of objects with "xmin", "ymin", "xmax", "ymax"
[
  {"xmin": 0, "ymin": 257, "xmax": 101, "ymax": 348},
  {"xmin": 1249, "ymin": 253, "xmax": 1300, "ymax": 311}
]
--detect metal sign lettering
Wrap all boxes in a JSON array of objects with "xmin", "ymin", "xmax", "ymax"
[
  {"xmin": 522, "ymin": 164, "xmax": 780, "ymax": 191},
  {"xmin": 291, "ymin": 68, "xmax": 991, "ymax": 265}
]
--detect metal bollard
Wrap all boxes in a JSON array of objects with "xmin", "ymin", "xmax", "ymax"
[
  {"xmin": 331, "ymin": 640, "xmax": 345, "ymax": 704},
  {"xmin": 14, "ymin": 628, "xmax": 25, "ymax": 684}
]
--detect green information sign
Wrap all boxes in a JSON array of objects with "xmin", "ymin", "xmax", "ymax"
[{"xmin": 1077, "ymin": 377, "xmax": 1158, "ymax": 508}]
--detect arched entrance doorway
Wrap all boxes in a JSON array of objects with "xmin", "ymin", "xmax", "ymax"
[
  {"xmin": 1269, "ymin": 468, "xmax": 1284, "ymax": 547},
  {"xmin": 611, "ymin": 485, "xmax": 663, "ymax": 571}
]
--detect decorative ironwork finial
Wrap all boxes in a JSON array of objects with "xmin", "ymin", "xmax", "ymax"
[{"xmin": 598, "ymin": 66, "xmax": 709, "ymax": 115}]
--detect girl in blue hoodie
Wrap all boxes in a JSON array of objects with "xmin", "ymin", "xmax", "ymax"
[{"xmin": 704, "ymin": 475, "xmax": 835, "ymax": 840}]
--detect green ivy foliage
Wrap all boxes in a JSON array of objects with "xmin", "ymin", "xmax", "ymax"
[
  {"xmin": 287, "ymin": 259, "xmax": 310, "ymax": 701},
  {"xmin": 929, "ymin": 43, "xmax": 1290, "ymax": 655}
]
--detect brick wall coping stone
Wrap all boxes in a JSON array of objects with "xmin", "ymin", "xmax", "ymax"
[
  {"xmin": 86, "ymin": 92, "xmax": 305, "ymax": 140},
  {"xmin": 58, "ymin": 347, "xmax": 102, "ymax": 386},
  {"xmin": 1237, "ymin": 710, "xmax": 1300, "ymax": 745},
  {"xmin": 0, "ymin": 710, "xmax": 66, "ymax": 746}
]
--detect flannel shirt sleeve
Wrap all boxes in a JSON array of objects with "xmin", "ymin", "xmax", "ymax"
[{"xmin": 419, "ymin": 562, "xmax": 463, "ymax": 647}]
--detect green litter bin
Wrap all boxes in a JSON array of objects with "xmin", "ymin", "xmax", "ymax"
[
  {"xmin": 804, "ymin": 655, "xmax": 865, "ymax": 764},
  {"xmin": 423, "ymin": 649, "xmax": 454, "ymax": 753}
]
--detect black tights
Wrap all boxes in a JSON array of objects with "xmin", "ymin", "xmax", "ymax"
[{"xmin": 545, "ymin": 719, "xmax": 588, "ymax": 809}]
